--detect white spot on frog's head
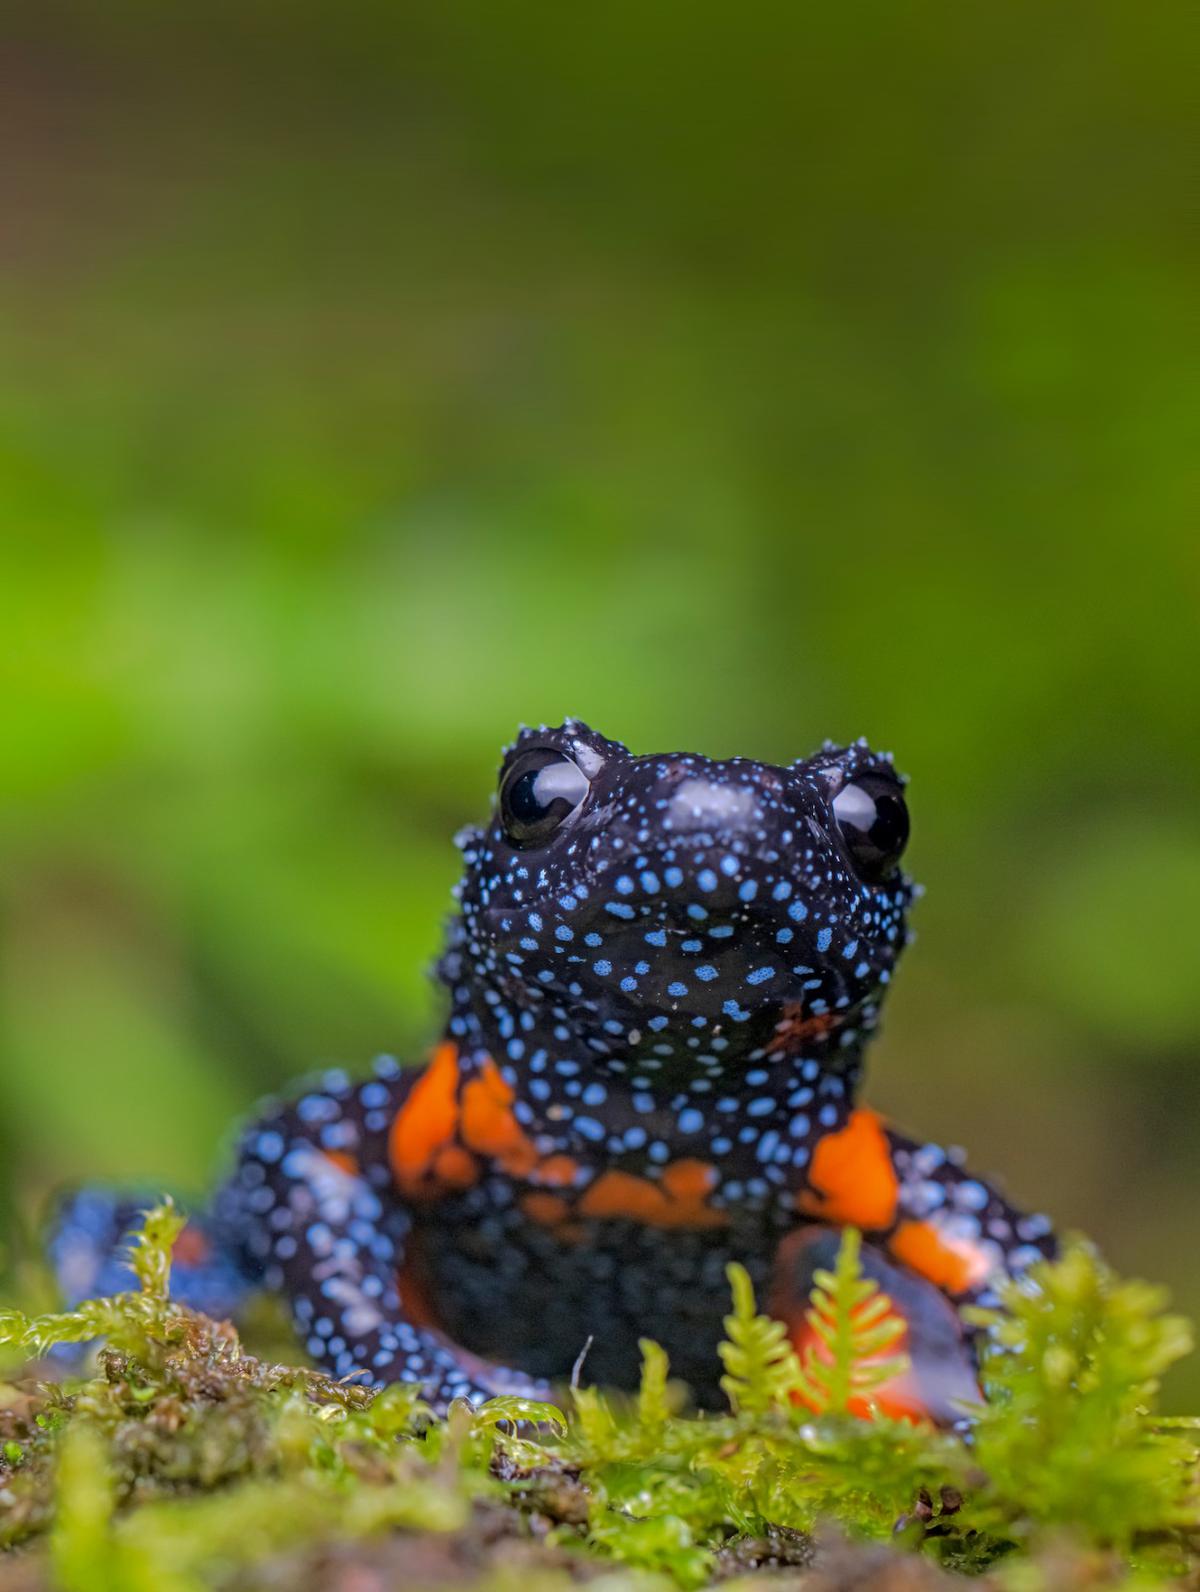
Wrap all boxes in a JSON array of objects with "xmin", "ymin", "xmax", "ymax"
[{"xmin": 668, "ymin": 778, "xmax": 759, "ymax": 833}]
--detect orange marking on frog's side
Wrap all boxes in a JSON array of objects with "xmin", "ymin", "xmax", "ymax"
[
  {"xmin": 521, "ymin": 1191, "xmax": 572, "ymax": 1225},
  {"xmin": 578, "ymin": 1162, "xmax": 729, "ymax": 1228},
  {"xmin": 460, "ymin": 1058, "xmax": 539, "ymax": 1176},
  {"xmin": 660, "ymin": 1159, "xmax": 718, "ymax": 1199},
  {"xmin": 889, "ymin": 1220, "xmax": 992, "ymax": 1296},
  {"xmin": 431, "ymin": 1144, "xmax": 480, "ymax": 1192},
  {"xmin": 797, "ymin": 1108, "xmax": 899, "ymax": 1230},
  {"xmin": 531, "ymin": 1154, "xmax": 581, "ymax": 1188},
  {"xmin": 389, "ymin": 1043, "xmax": 462, "ymax": 1195}
]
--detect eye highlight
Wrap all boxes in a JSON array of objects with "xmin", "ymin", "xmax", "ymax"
[
  {"xmin": 499, "ymin": 749, "xmax": 591, "ymax": 849},
  {"xmin": 832, "ymin": 773, "xmax": 909, "ymax": 882}
]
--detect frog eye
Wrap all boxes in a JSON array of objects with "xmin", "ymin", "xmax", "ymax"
[
  {"xmin": 832, "ymin": 773, "xmax": 910, "ymax": 882},
  {"xmin": 499, "ymin": 749, "xmax": 591, "ymax": 849}
]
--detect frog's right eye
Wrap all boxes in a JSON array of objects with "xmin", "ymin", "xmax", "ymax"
[
  {"xmin": 499, "ymin": 749, "xmax": 591, "ymax": 849},
  {"xmin": 832, "ymin": 772, "xmax": 910, "ymax": 882}
]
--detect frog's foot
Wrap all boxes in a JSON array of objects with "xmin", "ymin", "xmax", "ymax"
[
  {"xmin": 770, "ymin": 1225, "xmax": 982, "ymax": 1425},
  {"xmin": 47, "ymin": 1188, "xmax": 254, "ymax": 1325}
]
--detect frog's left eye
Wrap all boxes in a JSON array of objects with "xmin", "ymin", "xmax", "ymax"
[
  {"xmin": 832, "ymin": 773, "xmax": 909, "ymax": 881},
  {"xmin": 500, "ymin": 749, "xmax": 591, "ymax": 849}
]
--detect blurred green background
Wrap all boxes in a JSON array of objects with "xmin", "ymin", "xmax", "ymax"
[{"xmin": 2, "ymin": 3, "xmax": 1196, "ymax": 1399}]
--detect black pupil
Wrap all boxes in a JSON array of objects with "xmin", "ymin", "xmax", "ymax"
[
  {"xmin": 501, "ymin": 753, "xmax": 589, "ymax": 846},
  {"xmin": 832, "ymin": 777, "xmax": 909, "ymax": 878}
]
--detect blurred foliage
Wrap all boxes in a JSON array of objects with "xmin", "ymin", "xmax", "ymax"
[{"xmin": 0, "ymin": 0, "xmax": 1196, "ymax": 1404}]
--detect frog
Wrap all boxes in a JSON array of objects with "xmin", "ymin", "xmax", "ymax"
[{"xmin": 51, "ymin": 721, "xmax": 1055, "ymax": 1421}]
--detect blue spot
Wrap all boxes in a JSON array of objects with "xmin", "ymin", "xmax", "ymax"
[
  {"xmin": 698, "ymin": 868, "xmax": 718, "ymax": 892},
  {"xmin": 738, "ymin": 879, "xmax": 758, "ymax": 902},
  {"xmin": 709, "ymin": 924, "xmax": 735, "ymax": 938},
  {"xmin": 664, "ymin": 866, "xmax": 684, "ymax": 887},
  {"xmin": 644, "ymin": 928, "xmax": 667, "ymax": 947},
  {"xmin": 816, "ymin": 927, "xmax": 833, "ymax": 952},
  {"xmin": 686, "ymin": 904, "xmax": 708, "ymax": 921},
  {"xmin": 772, "ymin": 880, "xmax": 792, "ymax": 900},
  {"xmin": 747, "ymin": 1096, "xmax": 774, "ymax": 1116},
  {"xmin": 584, "ymin": 932, "xmax": 602, "ymax": 947},
  {"xmin": 254, "ymin": 1130, "xmax": 284, "ymax": 1163},
  {"xmin": 682, "ymin": 939, "xmax": 703, "ymax": 953},
  {"xmin": 582, "ymin": 1083, "xmax": 607, "ymax": 1107},
  {"xmin": 593, "ymin": 959, "xmax": 612, "ymax": 975},
  {"xmin": 695, "ymin": 964, "xmax": 718, "ymax": 981},
  {"xmin": 720, "ymin": 854, "xmax": 739, "ymax": 876},
  {"xmin": 606, "ymin": 902, "xmax": 635, "ymax": 919},
  {"xmin": 574, "ymin": 1117, "xmax": 605, "ymax": 1141},
  {"xmin": 842, "ymin": 938, "xmax": 859, "ymax": 959},
  {"xmin": 667, "ymin": 981, "xmax": 688, "ymax": 998},
  {"xmin": 745, "ymin": 965, "xmax": 774, "ymax": 985},
  {"xmin": 788, "ymin": 900, "xmax": 809, "ymax": 922},
  {"xmin": 678, "ymin": 1108, "xmax": 705, "ymax": 1134},
  {"xmin": 648, "ymin": 1015, "xmax": 669, "ymax": 1031},
  {"xmin": 640, "ymin": 871, "xmax": 660, "ymax": 893},
  {"xmin": 775, "ymin": 927, "xmax": 793, "ymax": 944},
  {"xmin": 555, "ymin": 925, "xmax": 574, "ymax": 942},
  {"xmin": 615, "ymin": 875, "xmax": 635, "ymax": 895},
  {"xmin": 756, "ymin": 1130, "xmax": 781, "ymax": 1161},
  {"xmin": 620, "ymin": 976, "xmax": 638, "ymax": 993}
]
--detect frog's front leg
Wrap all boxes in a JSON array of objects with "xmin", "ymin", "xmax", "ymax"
[
  {"xmin": 771, "ymin": 1108, "xmax": 1057, "ymax": 1422},
  {"xmin": 215, "ymin": 1058, "xmax": 548, "ymax": 1410}
]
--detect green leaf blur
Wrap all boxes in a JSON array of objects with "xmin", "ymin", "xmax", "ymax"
[{"xmin": 1, "ymin": 0, "xmax": 1195, "ymax": 1416}]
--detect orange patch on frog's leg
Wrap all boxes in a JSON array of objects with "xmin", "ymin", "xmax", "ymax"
[
  {"xmin": 888, "ymin": 1220, "xmax": 993, "ymax": 1296},
  {"xmin": 796, "ymin": 1108, "xmax": 899, "ymax": 1229},
  {"xmin": 578, "ymin": 1162, "xmax": 729, "ymax": 1228},
  {"xmin": 321, "ymin": 1149, "xmax": 361, "ymax": 1178},
  {"xmin": 388, "ymin": 1043, "xmax": 464, "ymax": 1196},
  {"xmin": 788, "ymin": 1306, "xmax": 934, "ymax": 1425},
  {"xmin": 769, "ymin": 1225, "xmax": 980, "ymax": 1427}
]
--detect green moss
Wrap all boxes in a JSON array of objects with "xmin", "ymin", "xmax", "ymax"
[{"xmin": 0, "ymin": 1209, "xmax": 1196, "ymax": 1590}]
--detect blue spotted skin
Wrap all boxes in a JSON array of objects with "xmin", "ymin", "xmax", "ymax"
[{"xmin": 58, "ymin": 722, "xmax": 1057, "ymax": 1416}]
